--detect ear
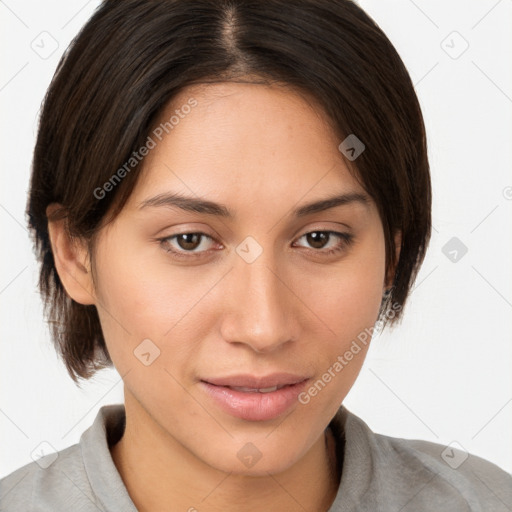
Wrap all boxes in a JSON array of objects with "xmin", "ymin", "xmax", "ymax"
[
  {"xmin": 385, "ymin": 230, "xmax": 402, "ymax": 290},
  {"xmin": 46, "ymin": 203, "xmax": 96, "ymax": 305}
]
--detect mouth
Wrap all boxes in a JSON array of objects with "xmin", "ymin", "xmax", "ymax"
[{"xmin": 199, "ymin": 373, "xmax": 310, "ymax": 422}]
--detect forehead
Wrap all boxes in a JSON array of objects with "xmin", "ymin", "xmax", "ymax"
[{"xmin": 127, "ymin": 81, "xmax": 368, "ymax": 216}]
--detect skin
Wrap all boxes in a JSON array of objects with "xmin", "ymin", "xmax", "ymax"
[{"xmin": 48, "ymin": 81, "xmax": 400, "ymax": 512}]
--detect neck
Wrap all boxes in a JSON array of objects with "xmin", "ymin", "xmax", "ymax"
[{"xmin": 110, "ymin": 398, "xmax": 340, "ymax": 512}]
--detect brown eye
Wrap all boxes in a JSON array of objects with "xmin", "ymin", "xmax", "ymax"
[
  {"xmin": 294, "ymin": 231, "xmax": 354, "ymax": 255},
  {"xmin": 160, "ymin": 232, "xmax": 217, "ymax": 258},
  {"xmin": 305, "ymin": 231, "xmax": 330, "ymax": 249},
  {"xmin": 175, "ymin": 233, "xmax": 203, "ymax": 251}
]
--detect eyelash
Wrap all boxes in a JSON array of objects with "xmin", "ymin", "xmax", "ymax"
[{"xmin": 158, "ymin": 230, "xmax": 354, "ymax": 260}]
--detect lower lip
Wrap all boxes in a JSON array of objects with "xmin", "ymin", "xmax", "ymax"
[{"xmin": 199, "ymin": 380, "xmax": 309, "ymax": 422}]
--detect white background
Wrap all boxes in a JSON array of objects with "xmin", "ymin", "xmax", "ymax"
[{"xmin": 1, "ymin": 0, "xmax": 511, "ymax": 479}]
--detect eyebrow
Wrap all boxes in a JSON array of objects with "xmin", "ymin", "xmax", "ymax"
[{"xmin": 138, "ymin": 191, "xmax": 370, "ymax": 218}]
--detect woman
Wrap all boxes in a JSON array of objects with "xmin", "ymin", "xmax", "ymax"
[{"xmin": 1, "ymin": 1, "xmax": 510, "ymax": 510}]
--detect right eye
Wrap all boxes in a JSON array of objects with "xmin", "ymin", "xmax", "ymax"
[{"xmin": 159, "ymin": 232, "xmax": 221, "ymax": 259}]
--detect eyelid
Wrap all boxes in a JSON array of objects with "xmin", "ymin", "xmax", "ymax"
[{"xmin": 297, "ymin": 222, "xmax": 352, "ymax": 235}]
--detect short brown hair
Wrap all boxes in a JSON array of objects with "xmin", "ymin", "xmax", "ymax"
[{"xmin": 27, "ymin": 0, "xmax": 431, "ymax": 385}]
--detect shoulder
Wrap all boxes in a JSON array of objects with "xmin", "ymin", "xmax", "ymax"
[
  {"xmin": 380, "ymin": 434, "xmax": 512, "ymax": 510},
  {"xmin": 0, "ymin": 443, "xmax": 100, "ymax": 511},
  {"xmin": 0, "ymin": 403, "xmax": 130, "ymax": 512},
  {"xmin": 331, "ymin": 407, "xmax": 512, "ymax": 511}
]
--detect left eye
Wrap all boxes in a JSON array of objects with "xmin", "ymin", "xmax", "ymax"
[{"xmin": 293, "ymin": 231, "xmax": 354, "ymax": 254}]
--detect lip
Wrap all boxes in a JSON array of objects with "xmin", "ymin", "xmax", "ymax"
[
  {"xmin": 203, "ymin": 373, "xmax": 309, "ymax": 389},
  {"xmin": 200, "ymin": 373, "xmax": 310, "ymax": 422}
]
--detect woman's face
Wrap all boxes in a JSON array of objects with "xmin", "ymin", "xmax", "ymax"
[{"xmin": 90, "ymin": 81, "xmax": 390, "ymax": 475}]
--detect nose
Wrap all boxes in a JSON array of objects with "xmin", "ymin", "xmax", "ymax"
[{"xmin": 220, "ymin": 248, "xmax": 298, "ymax": 353}]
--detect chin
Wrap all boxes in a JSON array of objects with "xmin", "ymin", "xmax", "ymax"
[
  {"xmin": 214, "ymin": 454, "xmax": 296, "ymax": 477},
  {"xmin": 196, "ymin": 435, "xmax": 311, "ymax": 478}
]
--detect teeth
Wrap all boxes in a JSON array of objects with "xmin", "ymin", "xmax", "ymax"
[
  {"xmin": 230, "ymin": 385, "xmax": 280, "ymax": 393},
  {"xmin": 259, "ymin": 386, "xmax": 279, "ymax": 393}
]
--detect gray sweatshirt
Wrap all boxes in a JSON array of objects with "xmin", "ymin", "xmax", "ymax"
[{"xmin": 1, "ymin": 403, "xmax": 511, "ymax": 511}]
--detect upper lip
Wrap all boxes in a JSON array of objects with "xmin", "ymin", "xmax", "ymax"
[{"xmin": 202, "ymin": 373, "xmax": 310, "ymax": 389}]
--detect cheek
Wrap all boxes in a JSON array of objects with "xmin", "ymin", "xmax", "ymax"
[
  {"xmin": 303, "ymin": 231, "xmax": 386, "ymax": 340},
  {"xmin": 91, "ymin": 235, "xmax": 217, "ymax": 370},
  {"xmin": 296, "ymin": 229, "xmax": 386, "ymax": 395}
]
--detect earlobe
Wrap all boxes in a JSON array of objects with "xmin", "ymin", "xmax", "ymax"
[{"xmin": 46, "ymin": 204, "xmax": 96, "ymax": 305}]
